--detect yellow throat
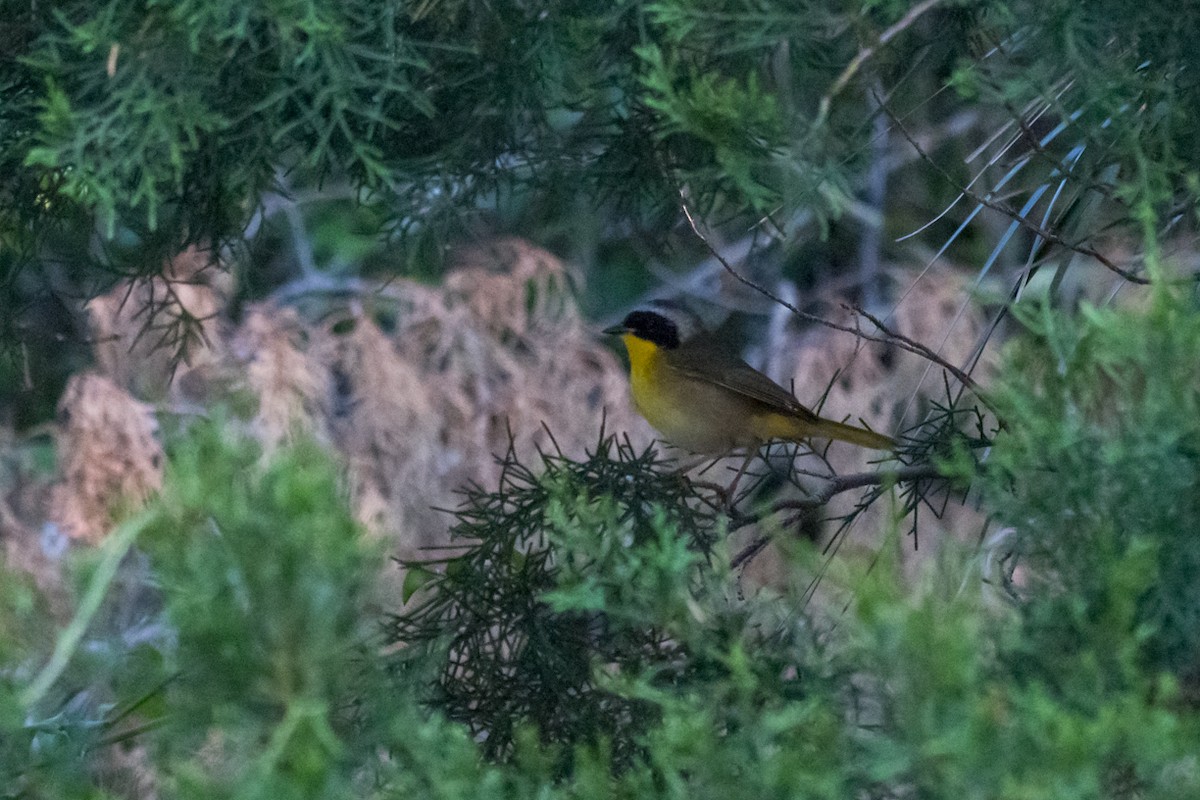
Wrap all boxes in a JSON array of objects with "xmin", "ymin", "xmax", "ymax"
[
  {"xmin": 619, "ymin": 332, "xmax": 662, "ymax": 389},
  {"xmin": 618, "ymin": 331, "xmax": 731, "ymax": 452}
]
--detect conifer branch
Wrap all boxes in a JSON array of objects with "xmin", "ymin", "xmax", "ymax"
[{"xmin": 816, "ymin": 0, "xmax": 947, "ymax": 124}]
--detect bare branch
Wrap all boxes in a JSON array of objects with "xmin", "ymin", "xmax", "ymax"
[
  {"xmin": 846, "ymin": 304, "xmax": 986, "ymax": 399},
  {"xmin": 776, "ymin": 463, "xmax": 942, "ymax": 510},
  {"xmin": 679, "ymin": 201, "xmax": 988, "ymax": 400},
  {"xmin": 730, "ymin": 463, "xmax": 944, "ymax": 569}
]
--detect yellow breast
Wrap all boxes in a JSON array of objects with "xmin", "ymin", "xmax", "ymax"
[{"xmin": 620, "ymin": 333, "xmax": 760, "ymax": 453}]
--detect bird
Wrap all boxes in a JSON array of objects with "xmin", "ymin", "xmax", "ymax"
[{"xmin": 604, "ymin": 301, "xmax": 895, "ymax": 455}]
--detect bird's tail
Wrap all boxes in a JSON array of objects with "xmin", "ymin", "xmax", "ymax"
[
  {"xmin": 806, "ymin": 417, "xmax": 895, "ymax": 450},
  {"xmin": 755, "ymin": 410, "xmax": 897, "ymax": 450},
  {"xmin": 764, "ymin": 413, "xmax": 895, "ymax": 450}
]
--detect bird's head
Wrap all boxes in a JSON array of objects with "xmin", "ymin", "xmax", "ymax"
[{"xmin": 602, "ymin": 299, "xmax": 706, "ymax": 350}]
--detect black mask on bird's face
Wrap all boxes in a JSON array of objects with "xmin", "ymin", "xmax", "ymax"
[
  {"xmin": 603, "ymin": 299, "xmax": 706, "ymax": 349},
  {"xmin": 614, "ymin": 310, "xmax": 680, "ymax": 348}
]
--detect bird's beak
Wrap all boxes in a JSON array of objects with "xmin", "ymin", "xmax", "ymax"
[{"xmin": 602, "ymin": 324, "xmax": 628, "ymax": 336}]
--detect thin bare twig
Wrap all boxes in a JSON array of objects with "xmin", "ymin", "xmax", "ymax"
[
  {"xmin": 775, "ymin": 463, "xmax": 941, "ymax": 510},
  {"xmin": 730, "ymin": 463, "xmax": 943, "ymax": 569},
  {"xmin": 731, "ymin": 537, "xmax": 773, "ymax": 570},
  {"xmin": 859, "ymin": 78, "xmax": 889, "ymax": 310},
  {"xmin": 882, "ymin": 102, "xmax": 1151, "ymax": 285},
  {"xmin": 679, "ymin": 201, "xmax": 987, "ymax": 399},
  {"xmin": 846, "ymin": 303, "xmax": 987, "ymax": 401},
  {"xmin": 1002, "ymin": 100, "xmax": 1120, "ymax": 205}
]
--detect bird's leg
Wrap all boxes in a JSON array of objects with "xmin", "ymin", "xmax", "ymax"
[
  {"xmin": 671, "ymin": 451, "xmax": 758, "ymax": 510},
  {"xmin": 677, "ymin": 452, "xmax": 752, "ymax": 509},
  {"xmin": 721, "ymin": 450, "xmax": 757, "ymax": 509}
]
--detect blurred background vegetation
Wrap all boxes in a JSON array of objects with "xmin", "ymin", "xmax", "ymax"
[{"xmin": 3, "ymin": 0, "xmax": 1200, "ymax": 797}]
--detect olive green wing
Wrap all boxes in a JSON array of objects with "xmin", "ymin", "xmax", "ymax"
[{"xmin": 664, "ymin": 344, "xmax": 821, "ymax": 424}]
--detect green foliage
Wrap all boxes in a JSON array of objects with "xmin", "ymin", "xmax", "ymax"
[
  {"xmin": 9, "ymin": 0, "xmax": 1200, "ymax": 793},
  {"xmin": 973, "ymin": 293, "xmax": 1200, "ymax": 686},
  {"xmin": 2, "ymin": 0, "xmax": 849, "ymax": 264},
  {"xmin": 141, "ymin": 421, "xmax": 379, "ymax": 797},
  {"xmin": 390, "ymin": 432, "xmax": 865, "ymax": 794},
  {"xmin": 385, "ymin": 378, "xmax": 1200, "ymax": 797},
  {"xmin": 0, "ymin": 0, "xmax": 1002, "ymax": 284},
  {"xmin": 9, "ymin": 0, "xmax": 1200, "ymax": 428},
  {"xmin": 637, "ymin": 44, "xmax": 786, "ymax": 211},
  {"xmin": 957, "ymin": 0, "xmax": 1200, "ymax": 278},
  {"xmin": 3, "ymin": 366, "xmax": 1200, "ymax": 796},
  {"xmin": 0, "ymin": 568, "xmax": 99, "ymax": 800},
  {"xmin": 1, "ymin": 0, "xmax": 898, "ymax": 426},
  {"xmin": 844, "ymin": 553, "xmax": 1200, "ymax": 800}
]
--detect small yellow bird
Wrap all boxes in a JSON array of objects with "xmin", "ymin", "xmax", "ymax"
[{"xmin": 604, "ymin": 302, "xmax": 895, "ymax": 454}]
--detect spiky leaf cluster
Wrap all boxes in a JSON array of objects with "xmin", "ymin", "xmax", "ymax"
[{"xmin": 388, "ymin": 434, "xmax": 741, "ymax": 766}]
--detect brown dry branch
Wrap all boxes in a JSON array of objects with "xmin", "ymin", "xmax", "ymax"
[
  {"xmin": 213, "ymin": 239, "xmax": 649, "ymax": 556},
  {"xmin": 230, "ymin": 305, "xmax": 333, "ymax": 449},
  {"xmin": 50, "ymin": 373, "xmax": 163, "ymax": 543},
  {"xmin": 325, "ymin": 314, "xmax": 442, "ymax": 556},
  {"xmin": 730, "ymin": 463, "xmax": 946, "ymax": 569},
  {"xmin": 386, "ymin": 238, "xmax": 650, "ymax": 497},
  {"xmin": 70, "ymin": 238, "xmax": 649, "ymax": 559},
  {"xmin": 846, "ymin": 303, "xmax": 991, "ymax": 409},
  {"xmin": 69, "ymin": 234, "xmax": 976, "ymax": 581}
]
